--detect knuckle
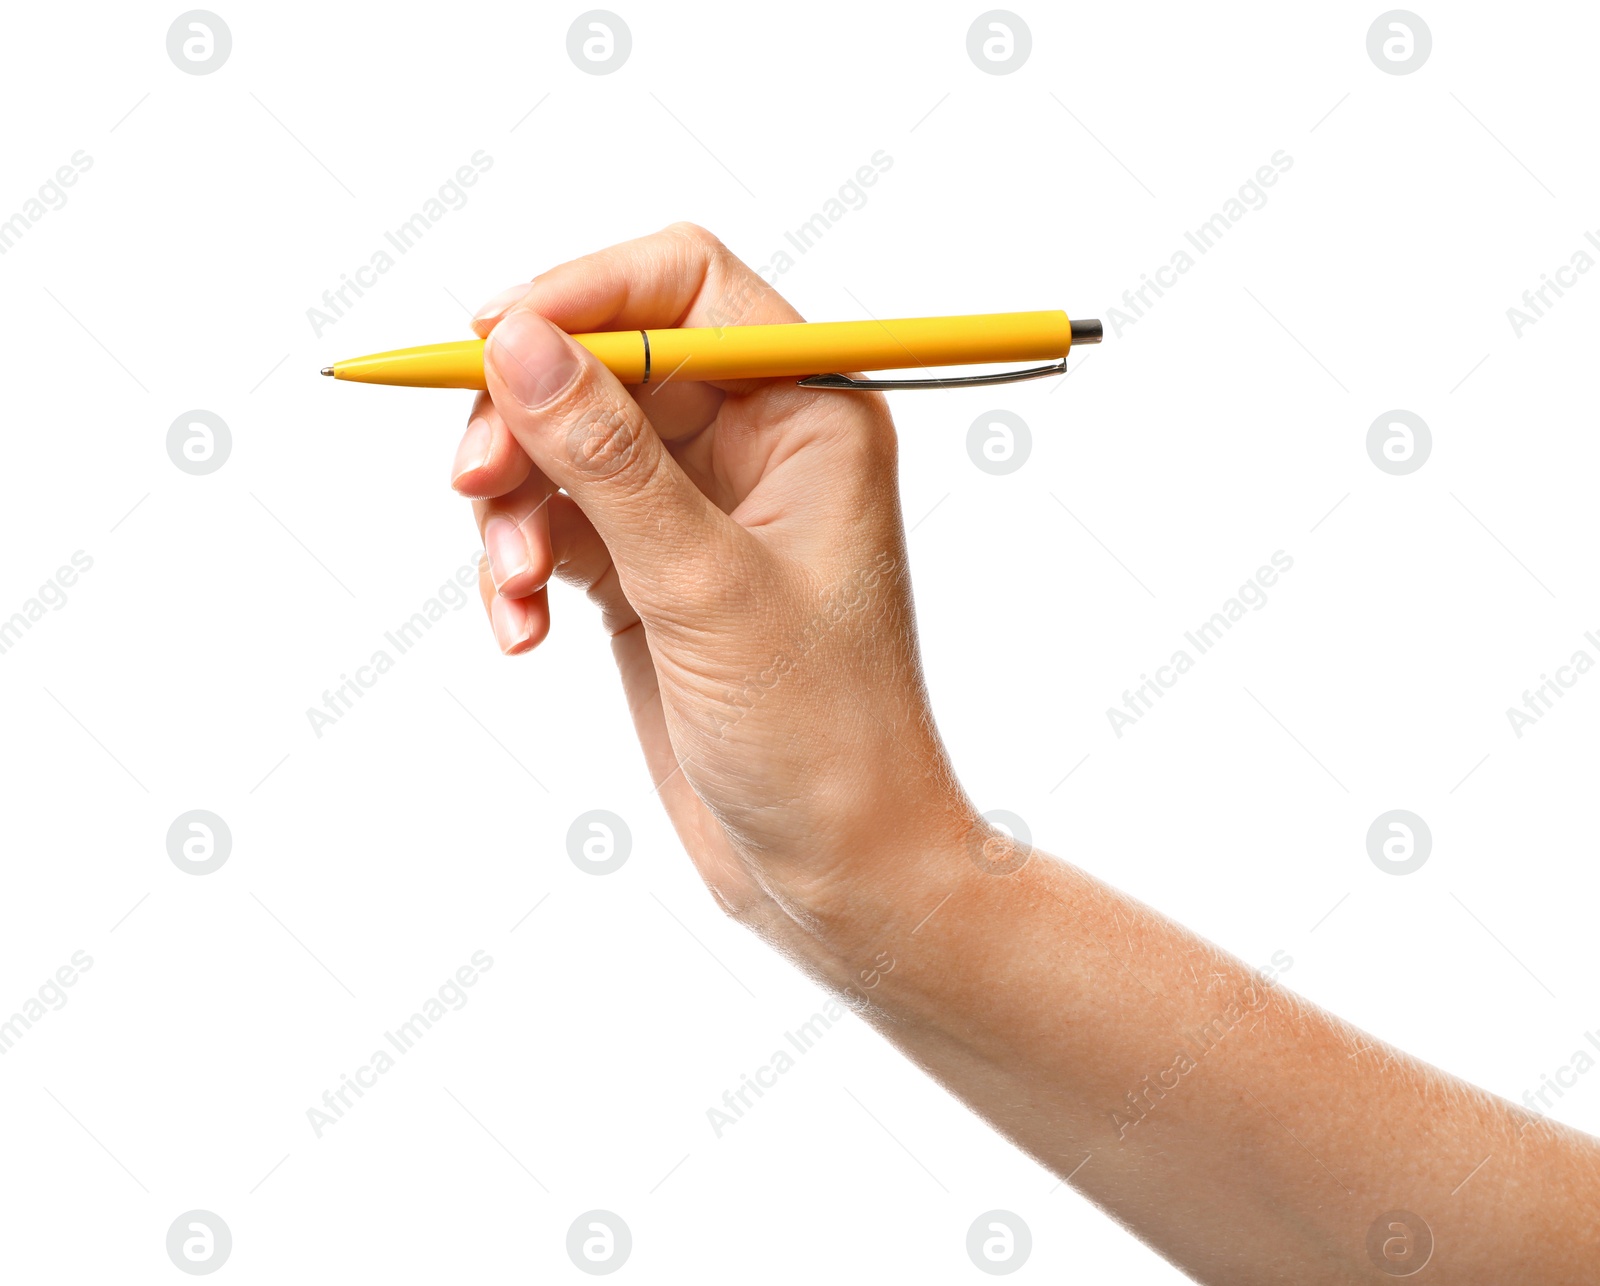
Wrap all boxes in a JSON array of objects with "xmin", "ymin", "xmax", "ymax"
[
  {"xmin": 664, "ymin": 220, "xmax": 722, "ymax": 250},
  {"xmin": 560, "ymin": 393, "xmax": 651, "ymax": 484}
]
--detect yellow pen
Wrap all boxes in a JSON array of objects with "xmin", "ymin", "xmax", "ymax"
[{"xmin": 321, "ymin": 311, "xmax": 1102, "ymax": 392}]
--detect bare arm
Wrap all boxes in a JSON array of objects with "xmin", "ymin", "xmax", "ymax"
[
  {"xmin": 455, "ymin": 224, "xmax": 1600, "ymax": 1283},
  {"xmin": 794, "ymin": 823, "xmax": 1600, "ymax": 1282}
]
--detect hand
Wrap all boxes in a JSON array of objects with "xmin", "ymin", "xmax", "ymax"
[{"xmin": 451, "ymin": 223, "xmax": 974, "ymax": 934}]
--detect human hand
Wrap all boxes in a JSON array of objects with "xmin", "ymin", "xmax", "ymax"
[{"xmin": 451, "ymin": 224, "xmax": 974, "ymax": 935}]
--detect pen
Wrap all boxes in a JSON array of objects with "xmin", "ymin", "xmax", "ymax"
[{"xmin": 321, "ymin": 310, "xmax": 1103, "ymax": 392}]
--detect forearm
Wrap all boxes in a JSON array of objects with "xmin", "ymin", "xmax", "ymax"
[{"xmin": 793, "ymin": 817, "xmax": 1600, "ymax": 1284}]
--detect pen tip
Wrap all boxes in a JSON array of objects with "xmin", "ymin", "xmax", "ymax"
[{"xmin": 320, "ymin": 366, "xmax": 334, "ymax": 377}]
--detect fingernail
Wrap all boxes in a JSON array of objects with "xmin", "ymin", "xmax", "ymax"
[
  {"xmin": 484, "ymin": 514, "xmax": 531, "ymax": 591},
  {"xmin": 473, "ymin": 282, "xmax": 532, "ymax": 322},
  {"xmin": 451, "ymin": 417, "xmax": 494, "ymax": 487},
  {"xmin": 487, "ymin": 308, "xmax": 581, "ymax": 408},
  {"xmin": 490, "ymin": 594, "xmax": 531, "ymax": 653}
]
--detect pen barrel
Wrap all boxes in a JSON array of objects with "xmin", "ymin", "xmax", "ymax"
[
  {"xmin": 330, "ymin": 340, "xmax": 489, "ymax": 388},
  {"xmin": 327, "ymin": 311, "xmax": 1077, "ymax": 389},
  {"xmin": 639, "ymin": 311, "xmax": 1074, "ymax": 383}
]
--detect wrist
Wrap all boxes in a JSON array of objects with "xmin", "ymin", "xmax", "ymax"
[{"xmin": 771, "ymin": 791, "xmax": 997, "ymax": 1005}]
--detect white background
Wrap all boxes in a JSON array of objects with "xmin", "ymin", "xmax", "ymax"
[{"xmin": 2, "ymin": 0, "xmax": 1596, "ymax": 1280}]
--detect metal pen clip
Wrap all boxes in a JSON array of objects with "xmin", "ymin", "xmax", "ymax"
[
  {"xmin": 795, "ymin": 317, "xmax": 1101, "ymax": 391},
  {"xmin": 798, "ymin": 359, "xmax": 1065, "ymax": 391}
]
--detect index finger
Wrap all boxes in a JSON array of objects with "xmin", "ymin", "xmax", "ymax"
[{"xmin": 469, "ymin": 222, "xmax": 803, "ymax": 340}]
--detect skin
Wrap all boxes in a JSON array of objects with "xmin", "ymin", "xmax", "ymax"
[{"xmin": 449, "ymin": 223, "xmax": 1600, "ymax": 1283}]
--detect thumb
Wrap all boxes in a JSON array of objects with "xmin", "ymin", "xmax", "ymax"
[{"xmin": 483, "ymin": 305, "xmax": 737, "ymax": 615}]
